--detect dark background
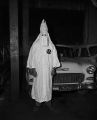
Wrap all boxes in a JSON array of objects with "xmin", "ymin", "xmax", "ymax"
[
  {"xmin": 0, "ymin": 0, "xmax": 86, "ymax": 50},
  {"xmin": 29, "ymin": 8, "xmax": 84, "ymax": 45}
]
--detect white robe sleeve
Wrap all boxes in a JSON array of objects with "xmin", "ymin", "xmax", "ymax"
[
  {"xmin": 27, "ymin": 46, "xmax": 36, "ymax": 68},
  {"xmin": 52, "ymin": 46, "xmax": 60, "ymax": 68}
]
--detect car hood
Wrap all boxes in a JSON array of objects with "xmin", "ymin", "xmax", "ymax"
[
  {"xmin": 57, "ymin": 58, "xmax": 95, "ymax": 73},
  {"xmin": 60, "ymin": 57, "xmax": 96, "ymax": 65}
]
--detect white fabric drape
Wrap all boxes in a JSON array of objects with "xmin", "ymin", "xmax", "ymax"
[{"xmin": 27, "ymin": 20, "xmax": 60, "ymax": 103}]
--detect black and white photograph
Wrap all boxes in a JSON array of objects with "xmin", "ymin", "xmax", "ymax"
[{"xmin": 0, "ymin": 0, "xmax": 97, "ymax": 120}]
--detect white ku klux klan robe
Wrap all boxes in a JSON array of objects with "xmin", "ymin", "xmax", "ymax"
[{"xmin": 27, "ymin": 19, "xmax": 60, "ymax": 103}]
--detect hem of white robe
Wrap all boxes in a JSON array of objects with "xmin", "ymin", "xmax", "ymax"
[{"xmin": 32, "ymin": 97, "xmax": 52, "ymax": 103}]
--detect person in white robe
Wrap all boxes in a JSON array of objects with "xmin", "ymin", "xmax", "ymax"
[{"xmin": 26, "ymin": 19, "xmax": 60, "ymax": 111}]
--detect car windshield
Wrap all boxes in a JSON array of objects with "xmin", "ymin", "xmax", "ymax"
[
  {"xmin": 80, "ymin": 47, "xmax": 90, "ymax": 57},
  {"xmin": 56, "ymin": 44, "xmax": 97, "ymax": 62},
  {"xmin": 56, "ymin": 45, "xmax": 79, "ymax": 61}
]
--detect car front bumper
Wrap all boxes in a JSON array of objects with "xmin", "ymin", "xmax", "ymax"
[{"xmin": 52, "ymin": 82, "xmax": 97, "ymax": 91}]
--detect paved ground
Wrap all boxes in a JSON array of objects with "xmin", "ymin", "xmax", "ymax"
[{"xmin": 0, "ymin": 90, "xmax": 97, "ymax": 120}]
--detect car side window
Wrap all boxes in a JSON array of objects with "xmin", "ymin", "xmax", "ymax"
[
  {"xmin": 89, "ymin": 46, "xmax": 97, "ymax": 56},
  {"xmin": 0, "ymin": 48, "xmax": 3, "ymax": 63},
  {"xmin": 64, "ymin": 47, "xmax": 72, "ymax": 58},
  {"xmin": 56, "ymin": 46, "xmax": 64, "ymax": 60},
  {"xmin": 72, "ymin": 48, "xmax": 79, "ymax": 58},
  {"xmin": 80, "ymin": 48, "xmax": 89, "ymax": 57}
]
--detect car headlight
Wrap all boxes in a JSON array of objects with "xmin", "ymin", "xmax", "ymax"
[{"xmin": 86, "ymin": 65, "xmax": 96, "ymax": 74}]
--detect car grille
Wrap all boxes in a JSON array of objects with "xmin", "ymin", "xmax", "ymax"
[{"xmin": 53, "ymin": 73, "xmax": 84, "ymax": 84}]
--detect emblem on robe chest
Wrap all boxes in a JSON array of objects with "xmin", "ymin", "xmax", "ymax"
[{"xmin": 46, "ymin": 49, "xmax": 51, "ymax": 54}]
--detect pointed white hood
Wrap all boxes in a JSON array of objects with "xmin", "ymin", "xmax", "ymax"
[{"xmin": 33, "ymin": 19, "xmax": 53, "ymax": 47}]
